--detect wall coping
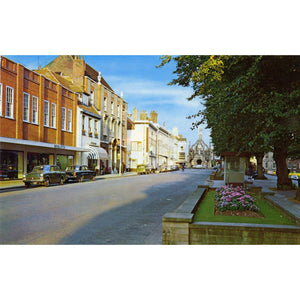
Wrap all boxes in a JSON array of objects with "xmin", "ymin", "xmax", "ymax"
[
  {"xmin": 190, "ymin": 221, "xmax": 300, "ymax": 230},
  {"xmin": 162, "ymin": 187, "xmax": 206, "ymax": 223}
]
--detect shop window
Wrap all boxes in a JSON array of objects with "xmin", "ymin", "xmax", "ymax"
[
  {"xmin": 32, "ymin": 96, "xmax": 38, "ymax": 124},
  {"xmin": 56, "ymin": 154, "xmax": 74, "ymax": 171},
  {"xmin": 27, "ymin": 152, "xmax": 50, "ymax": 172},
  {"xmin": 6, "ymin": 86, "xmax": 14, "ymax": 118},
  {"xmin": 0, "ymin": 150, "xmax": 24, "ymax": 180}
]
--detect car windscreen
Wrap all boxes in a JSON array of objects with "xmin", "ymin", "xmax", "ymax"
[
  {"xmin": 65, "ymin": 166, "xmax": 80, "ymax": 171},
  {"xmin": 32, "ymin": 166, "xmax": 50, "ymax": 173}
]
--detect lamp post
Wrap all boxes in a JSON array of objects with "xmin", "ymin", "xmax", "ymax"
[{"xmin": 119, "ymin": 92, "xmax": 123, "ymax": 176}]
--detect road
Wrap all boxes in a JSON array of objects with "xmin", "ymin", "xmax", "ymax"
[{"xmin": 0, "ymin": 168, "xmax": 212, "ymax": 245}]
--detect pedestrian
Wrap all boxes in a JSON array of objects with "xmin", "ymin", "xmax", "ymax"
[{"xmin": 248, "ymin": 163, "xmax": 253, "ymax": 180}]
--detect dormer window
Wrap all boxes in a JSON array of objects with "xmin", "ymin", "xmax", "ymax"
[
  {"xmin": 89, "ymin": 91, "xmax": 94, "ymax": 106},
  {"xmin": 82, "ymin": 94, "xmax": 89, "ymax": 106}
]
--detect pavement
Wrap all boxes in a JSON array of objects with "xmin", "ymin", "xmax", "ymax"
[
  {"xmin": 0, "ymin": 172, "xmax": 138, "ymax": 191},
  {"xmin": 208, "ymin": 174, "xmax": 300, "ymax": 225}
]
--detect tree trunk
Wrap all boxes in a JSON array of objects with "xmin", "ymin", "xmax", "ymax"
[
  {"xmin": 296, "ymin": 180, "xmax": 300, "ymax": 201},
  {"xmin": 273, "ymin": 145, "xmax": 292, "ymax": 189},
  {"xmin": 255, "ymin": 152, "xmax": 267, "ymax": 179}
]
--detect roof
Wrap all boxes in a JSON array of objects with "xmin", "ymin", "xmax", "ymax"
[
  {"xmin": 35, "ymin": 68, "xmax": 84, "ymax": 93},
  {"xmin": 78, "ymin": 104, "xmax": 101, "ymax": 119}
]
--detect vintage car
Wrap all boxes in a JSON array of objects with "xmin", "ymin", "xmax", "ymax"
[
  {"xmin": 65, "ymin": 165, "xmax": 96, "ymax": 182},
  {"xmin": 23, "ymin": 165, "xmax": 66, "ymax": 188},
  {"xmin": 137, "ymin": 164, "xmax": 154, "ymax": 175}
]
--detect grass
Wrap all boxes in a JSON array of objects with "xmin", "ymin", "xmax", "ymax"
[{"xmin": 193, "ymin": 190, "xmax": 296, "ymax": 225}]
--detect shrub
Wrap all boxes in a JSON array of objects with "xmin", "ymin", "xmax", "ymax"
[{"xmin": 215, "ymin": 185, "xmax": 259, "ymax": 212}]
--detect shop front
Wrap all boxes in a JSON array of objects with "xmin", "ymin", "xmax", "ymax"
[{"xmin": 0, "ymin": 137, "xmax": 86, "ymax": 180}]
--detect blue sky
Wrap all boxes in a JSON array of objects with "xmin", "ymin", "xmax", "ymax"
[{"xmin": 6, "ymin": 55, "xmax": 211, "ymax": 146}]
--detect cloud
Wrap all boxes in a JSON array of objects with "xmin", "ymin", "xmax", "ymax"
[{"xmin": 105, "ymin": 75, "xmax": 202, "ymax": 109}]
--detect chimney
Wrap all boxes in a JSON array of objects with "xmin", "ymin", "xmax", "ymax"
[
  {"xmin": 140, "ymin": 110, "xmax": 148, "ymax": 120},
  {"xmin": 98, "ymin": 72, "xmax": 102, "ymax": 84},
  {"xmin": 133, "ymin": 107, "xmax": 138, "ymax": 121},
  {"xmin": 150, "ymin": 110, "xmax": 157, "ymax": 123}
]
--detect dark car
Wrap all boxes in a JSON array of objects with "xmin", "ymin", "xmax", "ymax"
[
  {"xmin": 65, "ymin": 165, "xmax": 96, "ymax": 182},
  {"xmin": 23, "ymin": 165, "xmax": 66, "ymax": 188}
]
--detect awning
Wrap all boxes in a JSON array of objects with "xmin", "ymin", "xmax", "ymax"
[{"xmin": 88, "ymin": 146, "xmax": 109, "ymax": 160}]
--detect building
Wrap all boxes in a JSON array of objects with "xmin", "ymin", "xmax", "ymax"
[
  {"xmin": 187, "ymin": 127, "xmax": 213, "ymax": 168},
  {"xmin": 0, "ymin": 56, "xmax": 85, "ymax": 180},
  {"xmin": 35, "ymin": 67, "xmax": 106, "ymax": 174},
  {"xmin": 127, "ymin": 108, "xmax": 187, "ymax": 171},
  {"xmin": 263, "ymin": 152, "xmax": 300, "ymax": 175},
  {"xmin": 43, "ymin": 55, "xmax": 128, "ymax": 174}
]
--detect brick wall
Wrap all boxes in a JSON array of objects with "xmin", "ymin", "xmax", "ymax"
[{"xmin": 0, "ymin": 57, "xmax": 76, "ymax": 147}]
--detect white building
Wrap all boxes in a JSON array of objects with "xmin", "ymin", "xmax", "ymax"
[{"xmin": 127, "ymin": 108, "xmax": 187, "ymax": 171}]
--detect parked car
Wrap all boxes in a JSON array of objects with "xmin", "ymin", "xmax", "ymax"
[
  {"xmin": 289, "ymin": 172, "xmax": 300, "ymax": 180},
  {"xmin": 65, "ymin": 165, "xmax": 96, "ymax": 182},
  {"xmin": 137, "ymin": 164, "xmax": 152, "ymax": 175},
  {"xmin": 171, "ymin": 165, "xmax": 179, "ymax": 171},
  {"xmin": 193, "ymin": 164, "xmax": 205, "ymax": 169},
  {"xmin": 23, "ymin": 165, "xmax": 66, "ymax": 188}
]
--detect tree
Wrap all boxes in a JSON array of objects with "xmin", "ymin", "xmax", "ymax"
[{"xmin": 159, "ymin": 55, "xmax": 300, "ymax": 189}]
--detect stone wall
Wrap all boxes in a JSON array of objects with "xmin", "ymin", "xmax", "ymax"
[{"xmin": 162, "ymin": 186, "xmax": 300, "ymax": 245}]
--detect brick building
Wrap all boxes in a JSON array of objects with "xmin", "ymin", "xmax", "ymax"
[
  {"xmin": 43, "ymin": 55, "xmax": 127, "ymax": 174},
  {"xmin": 0, "ymin": 56, "xmax": 85, "ymax": 180}
]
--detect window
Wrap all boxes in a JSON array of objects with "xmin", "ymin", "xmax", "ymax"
[
  {"xmin": 131, "ymin": 142, "xmax": 137, "ymax": 151},
  {"xmin": 104, "ymin": 97, "xmax": 107, "ymax": 111},
  {"xmin": 32, "ymin": 96, "xmax": 38, "ymax": 124},
  {"xmin": 82, "ymin": 94, "xmax": 89, "ymax": 106},
  {"xmin": 89, "ymin": 118, "xmax": 92, "ymax": 132},
  {"xmin": 23, "ymin": 93, "xmax": 30, "ymax": 122},
  {"xmin": 94, "ymin": 120, "xmax": 98, "ymax": 133},
  {"xmin": 6, "ymin": 86, "xmax": 14, "ymax": 118},
  {"xmin": 0, "ymin": 83, "xmax": 2, "ymax": 116},
  {"xmin": 51, "ymin": 103, "xmax": 56, "ymax": 128},
  {"xmin": 111, "ymin": 101, "xmax": 114, "ymax": 114},
  {"xmin": 82, "ymin": 115, "xmax": 85, "ymax": 130},
  {"xmin": 90, "ymin": 91, "xmax": 94, "ymax": 106},
  {"xmin": 67, "ymin": 109, "xmax": 72, "ymax": 132},
  {"xmin": 61, "ymin": 107, "xmax": 66, "ymax": 130},
  {"xmin": 44, "ymin": 100, "xmax": 49, "ymax": 126}
]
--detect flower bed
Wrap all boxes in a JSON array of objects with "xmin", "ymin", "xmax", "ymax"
[{"xmin": 215, "ymin": 185, "xmax": 261, "ymax": 217}]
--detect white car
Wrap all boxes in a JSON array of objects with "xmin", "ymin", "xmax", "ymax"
[{"xmin": 193, "ymin": 165, "xmax": 205, "ymax": 169}]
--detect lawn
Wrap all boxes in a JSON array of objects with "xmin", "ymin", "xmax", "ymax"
[{"xmin": 193, "ymin": 190, "xmax": 296, "ymax": 225}]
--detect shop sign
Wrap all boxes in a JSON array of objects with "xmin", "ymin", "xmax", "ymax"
[{"xmin": 54, "ymin": 144, "xmax": 66, "ymax": 149}]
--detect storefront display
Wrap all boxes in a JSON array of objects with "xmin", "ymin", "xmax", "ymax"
[{"xmin": 0, "ymin": 150, "xmax": 24, "ymax": 180}]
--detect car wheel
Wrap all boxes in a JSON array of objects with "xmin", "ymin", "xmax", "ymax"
[
  {"xmin": 44, "ymin": 178, "xmax": 50, "ymax": 187},
  {"xmin": 59, "ymin": 177, "xmax": 64, "ymax": 185},
  {"xmin": 25, "ymin": 183, "xmax": 30, "ymax": 188}
]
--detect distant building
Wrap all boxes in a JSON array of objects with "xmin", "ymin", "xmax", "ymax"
[
  {"xmin": 127, "ymin": 108, "xmax": 187, "ymax": 171},
  {"xmin": 263, "ymin": 152, "xmax": 300, "ymax": 175},
  {"xmin": 187, "ymin": 127, "xmax": 213, "ymax": 168}
]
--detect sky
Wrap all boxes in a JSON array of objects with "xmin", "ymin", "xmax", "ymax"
[{"xmin": 6, "ymin": 55, "xmax": 210, "ymax": 147}]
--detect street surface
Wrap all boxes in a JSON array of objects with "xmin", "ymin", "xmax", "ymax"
[{"xmin": 0, "ymin": 168, "xmax": 212, "ymax": 245}]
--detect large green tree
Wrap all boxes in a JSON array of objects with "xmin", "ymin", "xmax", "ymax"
[{"xmin": 159, "ymin": 55, "xmax": 300, "ymax": 189}]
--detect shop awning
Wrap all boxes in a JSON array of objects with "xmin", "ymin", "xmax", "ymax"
[{"xmin": 88, "ymin": 146, "xmax": 109, "ymax": 160}]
